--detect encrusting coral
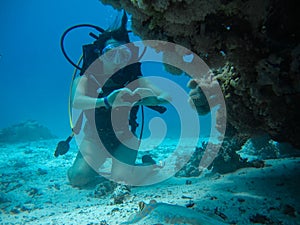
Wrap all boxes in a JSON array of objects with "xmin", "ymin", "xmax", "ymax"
[{"xmin": 100, "ymin": 0, "xmax": 300, "ymax": 148}]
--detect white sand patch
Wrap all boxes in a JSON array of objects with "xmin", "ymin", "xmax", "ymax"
[{"xmin": 0, "ymin": 139, "xmax": 299, "ymax": 224}]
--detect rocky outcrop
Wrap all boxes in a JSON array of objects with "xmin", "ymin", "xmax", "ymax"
[
  {"xmin": 0, "ymin": 120, "xmax": 56, "ymax": 143},
  {"xmin": 100, "ymin": 0, "xmax": 300, "ymax": 148},
  {"xmin": 175, "ymin": 137, "xmax": 263, "ymax": 177}
]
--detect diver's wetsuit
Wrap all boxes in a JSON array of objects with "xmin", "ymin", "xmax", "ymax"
[{"xmin": 83, "ymin": 63, "xmax": 142, "ymax": 163}]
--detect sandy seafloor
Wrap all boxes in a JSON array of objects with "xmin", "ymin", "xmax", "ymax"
[{"xmin": 0, "ymin": 137, "xmax": 299, "ymax": 225}]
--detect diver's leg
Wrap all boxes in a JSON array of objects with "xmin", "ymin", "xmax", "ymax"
[
  {"xmin": 110, "ymin": 137, "xmax": 157, "ymax": 185},
  {"xmin": 67, "ymin": 138, "xmax": 107, "ymax": 187},
  {"xmin": 110, "ymin": 137, "xmax": 138, "ymax": 182}
]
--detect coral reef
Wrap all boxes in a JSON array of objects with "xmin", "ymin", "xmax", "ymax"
[
  {"xmin": 93, "ymin": 180, "xmax": 117, "ymax": 198},
  {"xmin": 100, "ymin": 0, "xmax": 300, "ymax": 148},
  {"xmin": 0, "ymin": 120, "xmax": 56, "ymax": 143},
  {"xmin": 175, "ymin": 137, "xmax": 264, "ymax": 177},
  {"xmin": 111, "ymin": 184, "xmax": 131, "ymax": 204},
  {"xmin": 238, "ymin": 134, "xmax": 300, "ymax": 160},
  {"xmin": 93, "ymin": 182, "xmax": 131, "ymax": 205}
]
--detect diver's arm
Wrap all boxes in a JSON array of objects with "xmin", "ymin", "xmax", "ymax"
[
  {"xmin": 72, "ymin": 76, "xmax": 106, "ymax": 110},
  {"xmin": 72, "ymin": 76, "xmax": 133, "ymax": 109},
  {"xmin": 134, "ymin": 78, "xmax": 171, "ymax": 106}
]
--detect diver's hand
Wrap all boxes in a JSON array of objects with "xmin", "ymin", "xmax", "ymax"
[
  {"xmin": 133, "ymin": 88, "xmax": 171, "ymax": 106},
  {"xmin": 107, "ymin": 88, "xmax": 134, "ymax": 107},
  {"xmin": 187, "ymin": 78, "xmax": 219, "ymax": 115},
  {"xmin": 107, "ymin": 88, "xmax": 171, "ymax": 107},
  {"xmin": 132, "ymin": 88, "xmax": 160, "ymax": 106},
  {"xmin": 133, "ymin": 88, "xmax": 156, "ymax": 99}
]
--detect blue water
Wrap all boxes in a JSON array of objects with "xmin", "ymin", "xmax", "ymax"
[
  {"xmin": 0, "ymin": 0, "xmax": 212, "ymax": 138},
  {"xmin": 1, "ymin": 2, "xmax": 299, "ymax": 225}
]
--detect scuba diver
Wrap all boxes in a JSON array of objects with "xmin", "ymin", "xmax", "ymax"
[{"xmin": 60, "ymin": 11, "xmax": 171, "ymax": 187}]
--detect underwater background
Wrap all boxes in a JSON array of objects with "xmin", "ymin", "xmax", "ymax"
[
  {"xmin": 0, "ymin": 0, "xmax": 300, "ymax": 224},
  {"xmin": 1, "ymin": 0, "xmax": 126, "ymax": 137},
  {"xmin": 0, "ymin": 0, "xmax": 211, "ymax": 138}
]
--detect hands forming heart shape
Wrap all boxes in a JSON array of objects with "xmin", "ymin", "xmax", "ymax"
[{"xmin": 107, "ymin": 88, "xmax": 159, "ymax": 107}]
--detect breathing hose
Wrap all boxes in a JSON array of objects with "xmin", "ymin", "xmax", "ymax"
[{"xmin": 60, "ymin": 24, "xmax": 104, "ymax": 71}]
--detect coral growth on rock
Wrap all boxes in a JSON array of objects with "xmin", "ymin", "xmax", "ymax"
[
  {"xmin": 100, "ymin": 0, "xmax": 300, "ymax": 148},
  {"xmin": 175, "ymin": 136, "xmax": 263, "ymax": 177},
  {"xmin": 0, "ymin": 120, "xmax": 56, "ymax": 143}
]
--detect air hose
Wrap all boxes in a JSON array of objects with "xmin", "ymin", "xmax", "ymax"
[{"xmin": 60, "ymin": 24, "xmax": 104, "ymax": 71}]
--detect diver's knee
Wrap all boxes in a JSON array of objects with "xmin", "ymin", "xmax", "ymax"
[{"xmin": 67, "ymin": 167, "xmax": 94, "ymax": 187}]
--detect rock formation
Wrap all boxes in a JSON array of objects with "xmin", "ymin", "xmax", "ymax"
[
  {"xmin": 100, "ymin": 0, "xmax": 300, "ymax": 148},
  {"xmin": 0, "ymin": 120, "xmax": 56, "ymax": 143}
]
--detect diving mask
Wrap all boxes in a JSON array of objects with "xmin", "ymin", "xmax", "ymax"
[{"xmin": 101, "ymin": 42, "xmax": 132, "ymax": 65}]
